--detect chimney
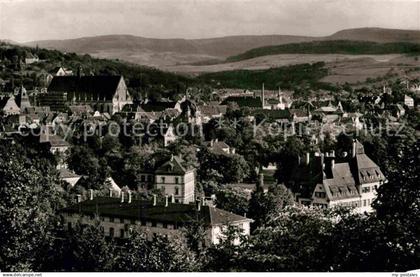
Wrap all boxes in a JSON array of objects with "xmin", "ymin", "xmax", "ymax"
[
  {"xmin": 76, "ymin": 194, "xmax": 82, "ymax": 203},
  {"xmin": 121, "ymin": 192, "xmax": 125, "ymax": 203},
  {"xmin": 89, "ymin": 189, "xmax": 93, "ymax": 201},
  {"xmin": 197, "ymin": 200, "xmax": 201, "ymax": 211},
  {"xmin": 171, "ymin": 194, "xmax": 175, "ymax": 203},
  {"xmin": 128, "ymin": 191, "xmax": 132, "ymax": 204},
  {"xmin": 306, "ymin": 152, "xmax": 310, "ymax": 165},
  {"xmin": 352, "ymin": 139, "xmax": 356, "ymax": 158},
  {"xmin": 331, "ymin": 159, "xmax": 335, "ymax": 169},
  {"xmin": 109, "ymin": 189, "xmax": 113, "ymax": 197},
  {"xmin": 331, "ymin": 150, "xmax": 335, "ymax": 157},
  {"xmin": 153, "ymin": 194, "xmax": 157, "ymax": 206},
  {"xmin": 201, "ymin": 196, "xmax": 206, "ymax": 206},
  {"xmin": 165, "ymin": 195, "xmax": 169, "ymax": 207}
]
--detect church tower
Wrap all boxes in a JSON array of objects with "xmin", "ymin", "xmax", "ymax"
[{"xmin": 18, "ymin": 85, "xmax": 31, "ymax": 112}]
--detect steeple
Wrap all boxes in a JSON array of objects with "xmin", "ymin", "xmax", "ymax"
[{"xmin": 18, "ymin": 85, "xmax": 31, "ymax": 112}]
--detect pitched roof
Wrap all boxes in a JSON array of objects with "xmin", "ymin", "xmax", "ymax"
[
  {"xmin": 323, "ymin": 163, "xmax": 359, "ymax": 201},
  {"xmin": 48, "ymin": 75, "xmax": 123, "ymax": 100},
  {"xmin": 199, "ymin": 105, "xmax": 227, "ymax": 116},
  {"xmin": 140, "ymin": 101, "xmax": 178, "ymax": 112},
  {"xmin": 355, "ymin": 154, "xmax": 384, "ymax": 184},
  {"xmin": 155, "ymin": 156, "xmax": 188, "ymax": 175},
  {"xmin": 59, "ymin": 168, "xmax": 81, "ymax": 179},
  {"xmin": 61, "ymin": 197, "xmax": 251, "ymax": 226},
  {"xmin": 69, "ymin": 105, "xmax": 94, "ymax": 114},
  {"xmin": 221, "ymin": 96, "xmax": 262, "ymax": 108}
]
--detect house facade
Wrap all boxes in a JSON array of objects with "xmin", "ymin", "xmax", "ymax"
[
  {"xmin": 0, "ymin": 96, "xmax": 20, "ymax": 115},
  {"xmin": 292, "ymin": 140, "xmax": 385, "ymax": 213},
  {"xmin": 138, "ymin": 156, "xmax": 196, "ymax": 204},
  {"xmin": 60, "ymin": 196, "xmax": 252, "ymax": 245}
]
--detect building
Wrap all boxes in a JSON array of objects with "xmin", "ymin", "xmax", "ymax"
[
  {"xmin": 15, "ymin": 85, "xmax": 32, "ymax": 112},
  {"xmin": 60, "ymin": 195, "xmax": 252, "ymax": 245},
  {"xmin": 404, "ymin": 95, "xmax": 414, "ymax": 109},
  {"xmin": 154, "ymin": 156, "xmax": 195, "ymax": 204},
  {"xmin": 24, "ymin": 53, "xmax": 39, "ymax": 64},
  {"xmin": 137, "ymin": 156, "xmax": 195, "ymax": 204},
  {"xmin": 204, "ymin": 139, "xmax": 235, "ymax": 155},
  {"xmin": 40, "ymin": 126, "xmax": 70, "ymax": 154},
  {"xmin": 0, "ymin": 96, "xmax": 20, "ymax": 115},
  {"xmin": 47, "ymin": 74, "xmax": 133, "ymax": 114},
  {"xmin": 290, "ymin": 140, "xmax": 385, "ymax": 213},
  {"xmin": 59, "ymin": 168, "xmax": 82, "ymax": 187},
  {"xmin": 198, "ymin": 104, "xmax": 227, "ymax": 123}
]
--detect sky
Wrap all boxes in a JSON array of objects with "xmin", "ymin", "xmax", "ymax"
[{"xmin": 0, "ymin": 0, "xmax": 419, "ymax": 42}]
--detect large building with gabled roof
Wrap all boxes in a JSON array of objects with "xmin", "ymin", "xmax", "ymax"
[
  {"xmin": 60, "ymin": 195, "xmax": 252, "ymax": 245},
  {"xmin": 46, "ymin": 74, "xmax": 132, "ymax": 114},
  {"xmin": 290, "ymin": 140, "xmax": 385, "ymax": 213}
]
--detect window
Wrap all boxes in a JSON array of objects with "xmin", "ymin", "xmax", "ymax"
[
  {"xmin": 120, "ymin": 229, "xmax": 125, "ymax": 238},
  {"xmin": 315, "ymin": 192, "xmax": 326, "ymax": 198},
  {"xmin": 175, "ymin": 177, "xmax": 179, "ymax": 184},
  {"xmin": 363, "ymin": 200, "xmax": 367, "ymax": 206},
  {"xmin": 175, "ymin": 187, "xmax": 179, "ymax": 195},
  {"xmin": 109, "ymin": 227, "xmax": 114, "ymax": 237},
  {"xmin": 161, "ymin": 177, "xmax": 165, "ymax": 183},
  {"xmin": 362, "ymin": 187, "xmax": 371, "ymax": 193}
]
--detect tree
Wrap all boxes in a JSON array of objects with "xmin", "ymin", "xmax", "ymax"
[
  {"xmin": 67, "ymin": 145, "xmax": 109, "ymax": 189},
  {"xmin": 48, "ymin": 222, "xmax": 116, "ymax": 271},
  {"xmin": 248, "ymin": 184, "xmax": 294, "ymax": 229},
  {"xmin": 215, "ymin": 188, "xmax": 249, "ymax": 215},
  {"xmin": 0, "ymin": 142, "xmax": 62, "ymax": 271},
  {"xmin": 115, "ymin": 230, "xmax": 199, "ymax": 272}
]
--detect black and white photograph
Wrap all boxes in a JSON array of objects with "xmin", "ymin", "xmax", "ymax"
[{"xmin": 0, "ymin": 0, "xmax": 419, "ymax": 274}]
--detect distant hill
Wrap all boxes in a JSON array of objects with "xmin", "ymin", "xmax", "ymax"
[
  {"xmin": 226, "ymin": 40, "xmax": 420, "ymax": 62},
  {"xmin": 25, "ymin": 34, "xmax": 315, "ymax": 58},
  {"xmin": 328, "ymin": 28, "xmax": 420, "ymax": 44},
  {"xmin": 23, "ymin": 27, "xmax": 420, "ymax": 69}
]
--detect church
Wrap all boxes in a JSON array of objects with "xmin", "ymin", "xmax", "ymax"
[{"xmin": 46, "ymin": 71, "xmax": 132, "ymax": 114}]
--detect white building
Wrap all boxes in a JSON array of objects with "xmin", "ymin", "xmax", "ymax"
[
  {"xmin": 60, "ymin": 195, "xmax": 252, "ymax": 245},
  {"xmin": 404, "ymin": 95, "xmax": 414, "ymax": 109},
  {"xmin": 138, "ymin": 156, "xmax": 196, "ymax": 204},
  {"xmin": 295, "ymin": 140, "xmax": 385, "ymax": 213}
]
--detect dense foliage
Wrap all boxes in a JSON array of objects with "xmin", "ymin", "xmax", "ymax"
[
  {"xmin": 227, "ymin": 40, "xmax": 420, "ymax": 62},
  {"xmin": 198, "ymin": 62, "xmax": 329, "ymax": 90}
]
